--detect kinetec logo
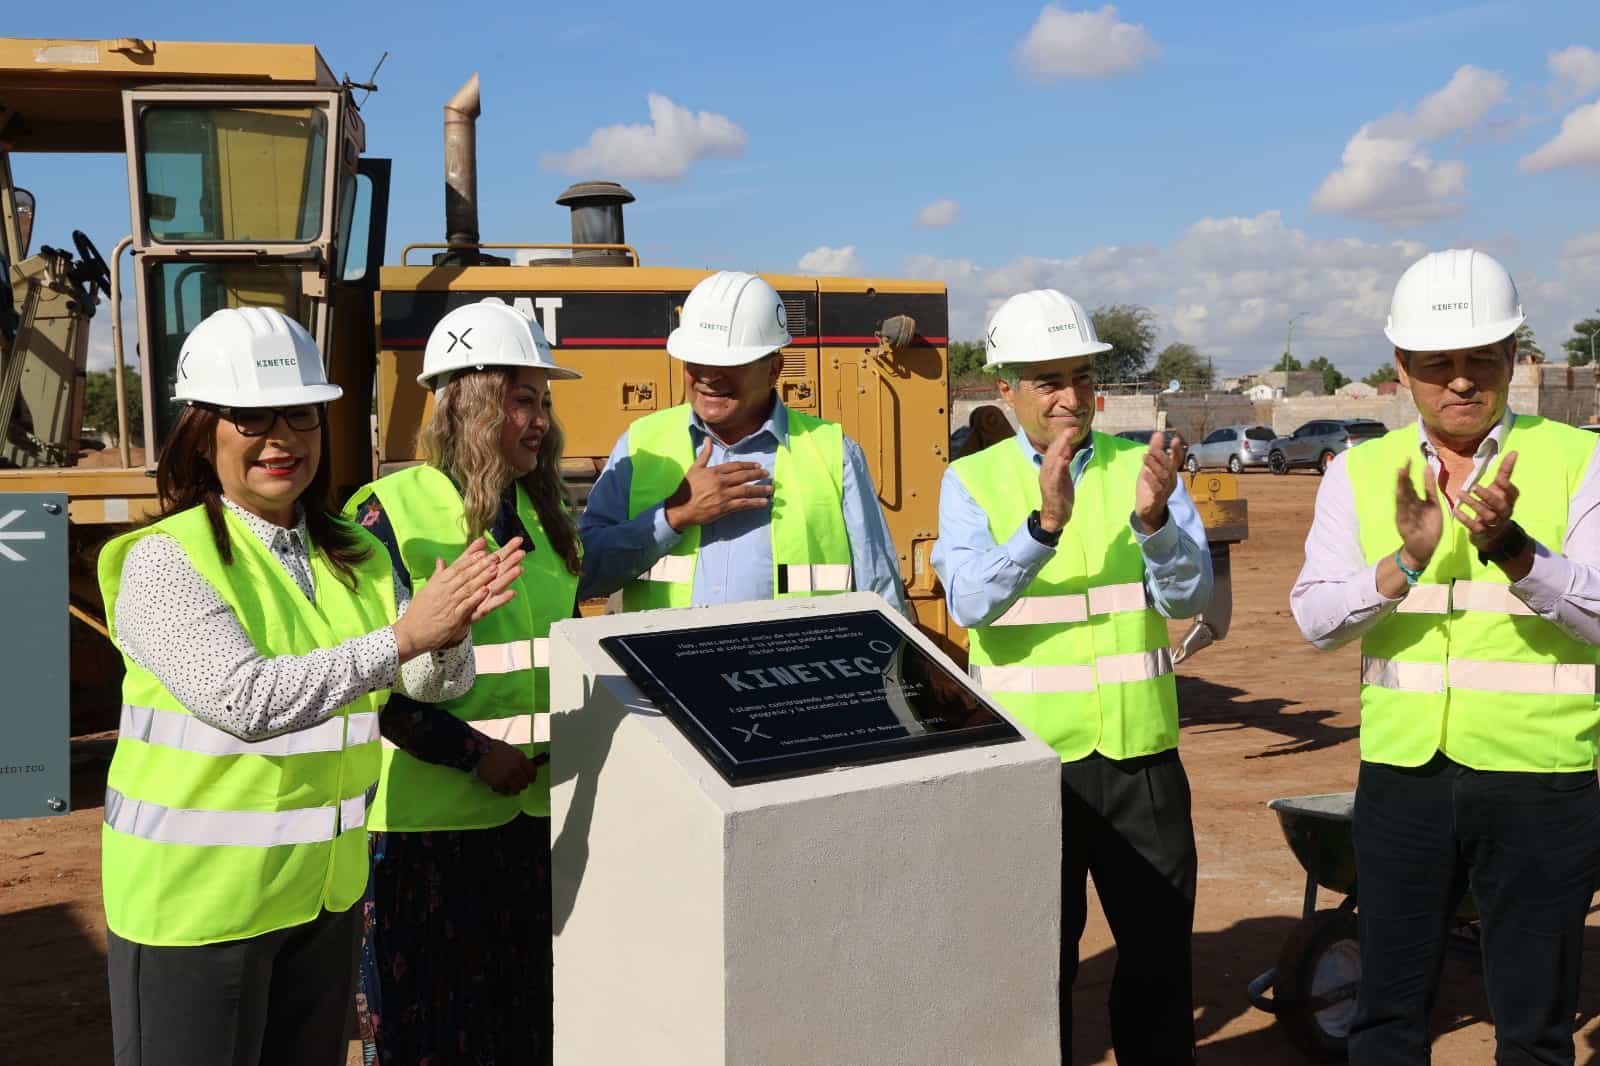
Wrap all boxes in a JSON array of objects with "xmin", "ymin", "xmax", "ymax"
[
  {"xmin": 255, "ymin": 357, "xmax": 298, "ymax": 369},
  {"xmin": 1432, "ymin": 302, "xmax": 1470, "ymax": 312},
  {"xmin": 699, "ymin": 322, "xmax": 730, "ymax": 332},
  {"xmin": 1047, "ymin": 322, "xmax": 1078, "ymax": 333}
]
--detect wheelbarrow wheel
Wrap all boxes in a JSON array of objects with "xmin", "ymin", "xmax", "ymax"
[{"xmin": 1275, "ymin": 908, "xmax": 1361, "ymax": 1063}]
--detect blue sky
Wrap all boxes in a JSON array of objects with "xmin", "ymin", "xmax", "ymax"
[{"xmin": 11, "ymin": 1, "xmax": 1600, "ymax": 378}]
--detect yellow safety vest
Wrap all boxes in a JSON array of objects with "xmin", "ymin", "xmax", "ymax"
[
  {"xmin": 97, "ymin": 505, "xmax": 395, "ymax": 947},
  {"xmin": 347, "ymin": 464, "xmax": 578, "ymax": 825},
  {"xmin": 622, "ymin": 402, "xmax": 853, "ymax": 610},
  {"xmin": 1350, "ymin": 416, "xmax": 1600, "ymax": 771},
  {"xmin": 954, "ymin": 433, "xmax": 1179, "ymax": 762}
]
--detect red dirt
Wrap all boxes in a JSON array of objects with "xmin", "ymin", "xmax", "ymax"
[{"xmin": 5, "ymin": 472, "xmax": 1599, "ymax": 1064}]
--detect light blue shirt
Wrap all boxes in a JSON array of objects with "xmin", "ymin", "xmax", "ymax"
[
  {"xmin": 932, "ymin": 428, "xmax": 1213, "ymax": 627},
  {"xmin": 578, "ymin": 397, "xmax": 908, "ymax": 613}
]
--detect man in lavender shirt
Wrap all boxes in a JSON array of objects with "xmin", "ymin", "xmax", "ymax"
[{"xmin": 1292, "ymin": 249, "xmax": 1600, "ymax": 1065}]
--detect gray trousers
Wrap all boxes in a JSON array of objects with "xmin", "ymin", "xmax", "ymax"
[{"xmin": 107, "ymin": 906, "xmax": 361, "ymax": 1066}]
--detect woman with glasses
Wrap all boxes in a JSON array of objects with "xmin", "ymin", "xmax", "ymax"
[
  {"xmin": 97, "ymin": 306, "xmax": 525, "ymax": 1066},
  {"xmin": 346, "ymin": 299, "xmax": 582, "ymax": 1065}
]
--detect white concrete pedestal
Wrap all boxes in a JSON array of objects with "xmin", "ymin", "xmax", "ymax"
[{"xmin": 550, "ymin": 592, "xmax": 1061, "ymax": 1065}]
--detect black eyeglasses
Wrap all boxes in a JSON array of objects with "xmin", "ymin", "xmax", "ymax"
[{"xmin": 205, "ymin": 404, "xmax": 324, "ymax": 437}]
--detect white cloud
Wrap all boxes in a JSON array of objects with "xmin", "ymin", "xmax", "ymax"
[
  {"xmin": 1015, "ymin": 4, "xmax": 1159, "ymax": 80},
  {"xmin": 915, "ymin": 199, "xmax": 960, "ymax": 228},
  {"xmin": 1311, "ymin": 67, "xmax": 1505, "ymax": 227},
  {"xmin": 905, "ymin": 210, "xmax": 1429, "ymax": 377},
  {"xmin": 1549, "ymin": 45, "xmax": 1600, "ymax": 100},
  {"xmin": 1310, "ymin": 129, "xmax": 1468, "ymax": 226},
  {"xmin": 1559, "ymin": 230, "xmax": 1600, "ymax": 282},
  {"xmin": 1520, "ymin": 100, "xmax": 1600, "ymax": 172},
  {"xmin": 796, "ymin": 245, "xmax": 864, "ymax": 275},
  {"xmin": 1369, "ymin": 65, "xmax": 1507, "ymax": 141},
  {"xmin": 539, "ymin": 94, "xmax": 747, "ymax": 181}
]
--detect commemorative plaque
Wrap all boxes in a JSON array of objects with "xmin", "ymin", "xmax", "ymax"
[{"xmin": 600, "ymin": 608, "xmax": 1020, "ymax": 784}]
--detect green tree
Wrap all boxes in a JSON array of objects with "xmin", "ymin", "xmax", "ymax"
[
  {"xmin": 1305, "ymin": 355, "xmax": 1349, "ymax": 394},
  {"xmin": 1088, "ymin": 304, "xmax": 1156, "ymax": 383},
  {"xmin": 1363, "ymin": 362, "xmax": 1399, "ymax": 388},
  {"xmin": 1273, "ymin": 352, "xmax": 1303, "ymax": 372},
  {"xmin": 1514, "ymin": 323, "xmax": 1544, "ymax": 362},
  {"xmin": 1149, "ymin": 342, "xmax": 1214, "ymax": 391},
  {"xmin": 947, "ymin": 339, "xmax": 988, "ymax": 380},
  {"xmin": 1565, "ymin": 313, "xmax": 1599, "ymax": 366},
  {"xmin": 82, "ymin": 368, "xmax": 143, "ymax": 443}
]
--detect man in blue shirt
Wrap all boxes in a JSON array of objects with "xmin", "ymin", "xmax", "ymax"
[
  {"xmin": 933, "ymin": 288, "xmax": 1210, "ymax": 1064},
  {"xmin": 579, "ymin": 271, "xmax": 906, "ymax": 612}
]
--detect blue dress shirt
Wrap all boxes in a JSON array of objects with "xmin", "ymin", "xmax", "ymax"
[
  {"xmin": 578, "ymin": 396, "xmax": 908, "ymax": 613},
  {"xmin": 931, "ymin": 428, "xmax": 1213, "ymax": 627}
]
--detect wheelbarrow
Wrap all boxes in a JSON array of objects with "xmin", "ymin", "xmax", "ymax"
[{"xmin": 1248, "ymin": 792, "xmax": 1480, "ymax": 1063}]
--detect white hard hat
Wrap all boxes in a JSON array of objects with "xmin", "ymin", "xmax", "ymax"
[
  {"xmin": 984, "ymin": 289, "xmax": 1112, "ymax": 368},
  {"xmin": 173, "ymin": 306, "xmax": 342, "ymax": 407},
  {"xmin": 666, "ymin": 271, "xmax": 791, "ymax": 366},
  {"xmin": 418, "ymin": 298, "xmax": 582, "ymax": 389},
  {"xmin": 1384, "ymin": 249, "xmax": 1525, "ymax": 353}
]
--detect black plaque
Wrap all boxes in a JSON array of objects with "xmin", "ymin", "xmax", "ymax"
[{"xmin": 600, "ymin": 609, "xmax": 1021, "ymax": 785}]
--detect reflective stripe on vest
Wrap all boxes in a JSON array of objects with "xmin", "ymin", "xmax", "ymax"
[
  {"xmin": 1361, "ymin": 656, "xmax": 1596, "ymax": 696},
  {"xmin": 1394, "ymin": 579, "xmax": 1535, "ymax": 616},
  {"xmin": 991, "ymin": 582, "xmax": 1148, "ymax": 626},
  {"xmin": 1348, "ymin": 417, "xmax": 1600, "ymax": 771},
  {"xmin": 971, "ymin": 649, "xmax": 1172, "ymax": 693},
  {"xmin": 474, "ymin": 637, "xmax": 551, "ymax": 675},
  {"xmin": 105, "ymin": 787, "xmax": 368, "ymax": 848},
  {"xmin": 119, "ymin": 704, "xmax": 379, "ymax": 757},
  {"xmin": 622, "ymin": 404, "xmax": 852, "ymax": 609},
  {"xmin": 783, "ymin": 563, "xmax": 853, "ymax": 593}
]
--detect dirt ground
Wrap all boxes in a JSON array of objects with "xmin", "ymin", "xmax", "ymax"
[{"xmin": 5, "ymin": 472, "xmax": 1600, "ymax": 1064}]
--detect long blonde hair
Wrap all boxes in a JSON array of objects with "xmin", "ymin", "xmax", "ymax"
[{"xmin": 420, "ymin": 368, "xmax": 581, "ymax": 575}]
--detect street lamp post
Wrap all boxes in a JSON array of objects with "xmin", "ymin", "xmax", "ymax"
[{"xmin": 1286, "ymin": 311, "xmax": 1310, "ymax": 365}]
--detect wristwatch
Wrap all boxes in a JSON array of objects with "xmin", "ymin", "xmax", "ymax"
[
  {"xmin": 1477, "ymin": 520, "xmax": 1529, "ymax": 566},
  {"xmin": 1027, "ymin": 509, "xmax": 1061, "ymax": 547}
]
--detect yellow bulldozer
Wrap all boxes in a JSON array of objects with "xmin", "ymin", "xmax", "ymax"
[{"xmin": 0, "ymin": 37, "xmax": 1244, "ymax": 819}]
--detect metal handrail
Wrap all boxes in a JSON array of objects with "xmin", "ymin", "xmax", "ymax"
[
  {"xmin": 398, "ymin": 242, "xmax": 641, "ymax": 267},
  {"xmin": 108, "ymin": 235, "xmax": 134, "ymax": 468}
]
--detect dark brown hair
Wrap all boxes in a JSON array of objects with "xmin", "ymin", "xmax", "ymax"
[
  {"xmin": 154, "ymin": 404, "xmax": 373, "ymax": 587},
  {"xmin": 419, "ymin": 368, "xmax": 581, "ymax": 575}
]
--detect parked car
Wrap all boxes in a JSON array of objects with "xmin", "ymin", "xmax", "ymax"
[
  {"xmin": 1268, "ymin": 419, "xmax": 1389, "ymax": 475},
  {"xmin": 1115, "ymin": 429, "xmax": 1187, "ymax": 451},
  {"xmin": 1184, "ymin": 425, "xmax": 1276, "ymax": 474}
]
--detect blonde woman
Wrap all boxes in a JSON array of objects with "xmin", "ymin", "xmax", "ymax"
[{"xmin": 346, "ymin": 299, "xmax": 581, "ymax": 1065}]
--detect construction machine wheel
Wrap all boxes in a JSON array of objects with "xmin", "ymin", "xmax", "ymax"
[
  {"xmin": 1270, "ymin": 451, "xmax": 1288, "ymax": 475},
  {"xmin": 1274, "ymin": 908, "xmax": 1360, "ymax": 1063},
  {"xmin": 1318, "ymin": 450, "xmax": 1336, "ymax": 475}
]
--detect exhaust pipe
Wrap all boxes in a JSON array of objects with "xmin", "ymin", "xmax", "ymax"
[
  {"xmin": 444, "ymin": 74, "xmax": 481, "ymax": 248},
  {"xmin": 555, "ymin": 181, "xmax": 635, "ymax": 266}
]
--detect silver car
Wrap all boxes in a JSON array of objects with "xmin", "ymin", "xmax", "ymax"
[
  {"xmin": 1184, "ymin": 424, "xmax": 1276, "ymax": 474},
  {"xmin": 1268, "ymin": 418, "xmax": 1388, "ymax": 475}
]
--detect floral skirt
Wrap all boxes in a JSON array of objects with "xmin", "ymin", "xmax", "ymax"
[{"xmin": 359, "ymin": 815, "xmax": 552, "ymax": 1066}]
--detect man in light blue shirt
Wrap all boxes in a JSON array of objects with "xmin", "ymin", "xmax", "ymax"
[
  {"xmin": 932, "ymin": 288, "xmax": 1210, "ymax": 1064},
  {"xmin": 578, "ymin": 271, "xmax": 906, "ymax": 612}
]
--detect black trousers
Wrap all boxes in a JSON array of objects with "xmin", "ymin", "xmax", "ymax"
[
  {"xmin": 107, "ymin": 906, "xmax": 361, "ymax": 1066},
  {"xmin": 1349, "ymin": 755, "xmax": 1600, "ymax": 1066},
  {"xmin": 1060, "ymin": 749, "xmax": 1198, "ymax": 1064}
]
